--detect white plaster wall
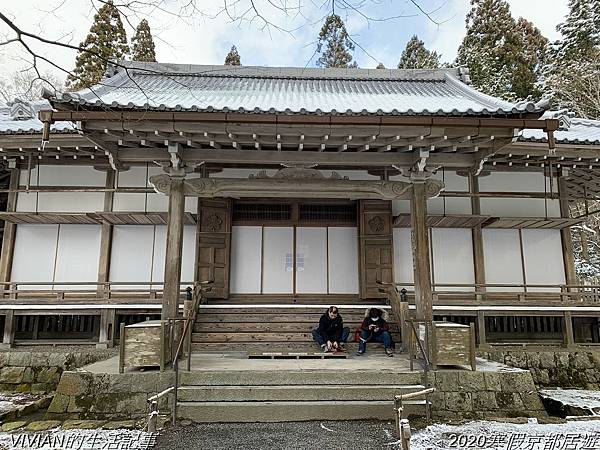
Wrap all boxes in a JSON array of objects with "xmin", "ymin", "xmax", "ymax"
[
  {"xmin": 393, "ymin": 228, "xmax": 414, "ymax": 285},
  {"xmin": 262, "ymin": 227, "xmax": 294, "ymax": 293},
  {"xmin": 482, "ymin": 229, "xmax": 524, "ymax": 292},
  {"xmin": 230, "ymin": 226, "xmax": 262, "ymax": 294},
  {"xmin": 116, "ymin": 166, "xmax": 148, "ymax": 187},
  {"xmin": 54, "ymin": 225, "xmax": 101, "ymax": 289},
  {"xmin": 428, "ymin": 197, "xmax": 472, "ymax": 215},
  {"xmin": 431, "ymin": 228, "xmax": 475, "ymax": 290},
  {"xmin": 296, "ymin": 227, "xmax": 328, "ymax": 293},
  {"xmin": 392, "ymin": 200, "xmax": 411, "ymax": 215},
  {"xmin": 36, "ymin": 193, "xmax": 104, "ymax": 213},
  {"xmin": 521, "ymin": 229, "xmax": 565, "ymax": 292},
  {"xmin": 480, "ymin": 198, "xmax": 561, "ymax": 217},
  {"xmin": 479, "ymin": 171, "xmax": 556, "ymax": 193},
  {"xmin": 328, "ymin": 227, "xmax": 359, "ymax": 294},
  {"xmin": 11, "ymin": 224, "xmax": 58, "ymax": 290},
  {"xmin": 112, "ymin": 193, "xmax": 147, "ymax": 211}
]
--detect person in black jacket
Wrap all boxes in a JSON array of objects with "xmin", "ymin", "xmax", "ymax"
[
  {"xmin": 312, "ymin": 306, "xmax": 350, "ymax": 352},
  {"xmin": 357, "ymin": 307, "xmax": 394, "ymax": 357}
]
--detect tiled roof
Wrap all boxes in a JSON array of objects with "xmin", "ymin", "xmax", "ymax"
[
  {"xmin": 519, "ymin": 112, "xmax": 600, "ymax": 145},
  {"xmin": 48, "ymin": 62, "xmax": 544, "ymax": 117},
  {"xmin": 0, "ymin": 100, "xmax": 74, "ymax": 134}
]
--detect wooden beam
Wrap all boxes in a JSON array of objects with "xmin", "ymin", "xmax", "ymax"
[
  {"xmin": 470, "ymin": 175, "xmax": 486, "ymax": 298},
  {"xmin": 97, "ymin": 170, "xmax": 116, "ymax": 298},
  {"xmin": 0, "ymin": 169, "xmax": 19, "ymax": 293},
  {"xmin": 558, "ymin": 176, "xmax": 577, "ymax": 285},
  {"xmin": 410, "ymin": 181, "xmax": 433, "ymax": 321},
  {"xmin": 162, "ymin": 175, "xmax": 185, "ymax": 323}
]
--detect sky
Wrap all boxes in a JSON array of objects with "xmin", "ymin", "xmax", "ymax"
[{"xmin": 0, "ymin": 0, "xmax": 571, "ymax": 85}]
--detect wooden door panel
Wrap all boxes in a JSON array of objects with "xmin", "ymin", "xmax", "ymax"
[
  {"xmin": 196, "ymin": 199, "xmax": 232, "ymax": 299},
  {"xmin": 359, "ymin": 200, "xmax": 394, "ymax": 299}
]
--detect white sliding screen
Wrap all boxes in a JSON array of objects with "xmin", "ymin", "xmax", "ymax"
[
  {"xmin": 11, "ymin": 224, "xmax": 58, "ymax": 290},
  {"xmin": 393, "ymin": 228, "xmax": 414, "ymax": 285},
  {"xmin": 431, "ymin": 228, "xmax": 475, "ymax": 291},
  {"xmin": 109, "ymin": 225, "xmax": 155, "ymax": 289},
  {"xmin": 262, "ymin": 227, "xmax": 294, "ymax": 293},
  {"xmin": 296, "ymin": 227, "xmax": 328, "ymax": 294},
  {"xmin": 482, "ymin": 229, "xmax": 524, "ymax": 292},
  {"xmin": 521, "ymin": 229, "xmax": 565, "ymax": 291},
  {"xmin": 54, "ymin": 225, "xmax": 101, "ymax": 290},
  {"xmin": 328, "ymin": 227, "xmax": 359, "ymax": 294},
  {"xmin": 230, "ymin": 226, "xmax": 263, "ymax": 294},
  {"xmin": 151, "ymin": 225, "xmax": 197, "ymax": 286},
  {"xmin": 11, "ymin": 224, "xmax": 101, "ymax": 290}
]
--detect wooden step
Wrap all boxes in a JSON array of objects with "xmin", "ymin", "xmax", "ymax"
[
  {"xmin": 190, "ymin": 342, "xmax": 394, "ymax": 353},
  {"xmin": 190, "ymin": 332, "xmax": 402, "ymax": 343},
  {"xmin": 193, "ymin": 322, "xmax": 400, "ymax": 333}
]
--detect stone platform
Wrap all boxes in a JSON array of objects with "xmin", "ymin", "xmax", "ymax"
[{"xmin": 45, "ymin": 353, "xmax": 547, "ymax": 422}]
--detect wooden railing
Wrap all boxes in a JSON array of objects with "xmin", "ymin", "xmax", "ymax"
[{"xmin": 394, "ymin": 282, "xmax": 600, "ymax": 305}]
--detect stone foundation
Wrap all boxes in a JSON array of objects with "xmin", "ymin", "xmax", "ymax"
[
  {"xmin": 0, "ymin": 350, "xmax": 114, "ymax": 394},
  {"xmin": 479, "ymin": 350, "xmax": 600, "ymax": 389},
  {"xmin": 429, "ymin": 370, "xmax": 546, "ymax": 420}
]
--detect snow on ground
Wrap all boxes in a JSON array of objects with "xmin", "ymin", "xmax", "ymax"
[
  {"xmin": 0, "ymin": 428, "xmax": 159, "ymax": 450},
  {"xmin": 0, "ymin": 393, "xmax": 41, "ymax": 415},
  {"xmin": 411, "ymin": 419, "xmax": 600, "ymax": 450},
  {"xmin": 539, "ymin": 389, "xmax": 600, "ymax": 415}
]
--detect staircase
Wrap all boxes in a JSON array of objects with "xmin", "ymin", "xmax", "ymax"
[
  {"xmin": 191, "ymin": 303, "xmax": 401, "ymax": 353},
  {"xmin": 177, "ymin": 369, "xmax": 426, "ymax": 422}
]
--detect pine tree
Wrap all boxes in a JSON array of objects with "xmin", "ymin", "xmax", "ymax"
[
  {"xmin": 544, "ymin": 0, "xmax": 600, "ymax": 118},
  {"xmin": 397, "ymin": 35, "xmax": 440, "ymax": 69},
  {"xmin": 316, "ymin": 15, "xmax": 357, "ymax": 68},
  {"xmin": 376, "ymin": 63, "xmax": 386, "ymax": 69},
  {"xmin": 456, "ymin": 0, "xmax": 547, "ymax": 101},
  {"xmin": 67, "ymin": 1, "xmax": 129, "ymax": 90},
  {"xmin": 224, "ymin": 46, "xmax": 241, "ymax": 66},
  {"xmin": 131, "ymin": 19, "xmax": 156, "ymax": 62}
]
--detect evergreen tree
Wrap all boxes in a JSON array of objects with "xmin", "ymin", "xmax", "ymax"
[
  {"xmin": 131, "ymin": 19, "xmax": 156, "ymax": 62},
  {"xmin": 67, "ymin": 1, "xmax": 129, "ymax": 90},
  {"xmin": 457, "ymin": 0, "xmax": 547, "ymax": 101},
  {"xmin": 376, "ymin": 63, "xmax": 386, "ymax": 69},
  {"xmin": 544, "ymin": 0, "xmax": 600, "ymax": 118},
  {"xmin": 224, "ymin": 46, "xmax": 241, "ymax": 66},
  {"xmin": 397, "ymin": 35, "xmax": 440, "ymax": 69},
  {"xmin": 316, "ymin": 15, "xmax": 357, "ymax": 68}
]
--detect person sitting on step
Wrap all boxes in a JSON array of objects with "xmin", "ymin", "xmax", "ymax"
[
  {"xmin": 357, "ymin": 307, "xmax": 394, "ymax": 357},
  {"xmin": 312, "ymin": 306, "xmax": 350, "ymax": 353}
]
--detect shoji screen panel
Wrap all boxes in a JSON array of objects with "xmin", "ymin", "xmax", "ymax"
[
  {"xmin": 328, "ymin": 227, "xmax": 359, "ymax": 294},
  {"xmin": 262, "ymin": 227, "xmax": 294, "ymax": 294},
  {"xmin": 522, "ymin": 229, "xmax": 565, "ymax": 292},
  {"xmin": 482, "ymin": 229, "xmax": 524, "ymax": 292},
  {"xmin": 230, "ymin": 226, "xmax": 262, "ymax": 294},
  {"xmin": 11, "ymin": 224, "xmax": 58, "ymax": 290},
  {"xmin": 109, "ymin": 225, "xmax": 154, "ymax": 289},
  {"xmin": 393, "ymin": 228, "xmax": 414, "ymax": 285},
  {"xmin": 431, "ymin": 228, "xmax": 475, "ymax": 291},
  {"xmin": 54, "ymin": 225, "xmax": 101, "ymax": 289},
  {"xmin": 296, "ymin": 227, "xmax": 327, "ymax": 294}
]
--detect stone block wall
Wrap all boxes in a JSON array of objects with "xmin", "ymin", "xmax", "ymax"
[
  {"xmin": 429, "ymin": 370, "xmax": 547, "ymax": 420},
  {"xmin": 46, "ymin": 371, "xmax": 173, "ymax": 420},
  {"xmin": 479, "ymin": 350, "xmax": 600, "ymax": 389},
  {"xmin": 0, "ymin": 350, "xmax": 114, "ymax": 394}
]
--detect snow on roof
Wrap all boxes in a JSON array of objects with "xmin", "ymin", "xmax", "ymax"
[
  {"xmin": 48, "ymin": 61, "xmax": 544, "ymax": 117},
  {"xmin": 0, "ymin": 99, "xmax": 74, "ymax": 134},
  {"xmin": 519, "ymin": 111, "xmax": 600, "ymax": 145}
]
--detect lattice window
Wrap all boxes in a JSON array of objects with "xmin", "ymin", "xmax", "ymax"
[
  {"xmin": 233, "ymin": 203, "xmax": 292, "ymax": 221},
  {"xmin": 298, "ymin": 204, "xmax": 356, "ymax": 223}
]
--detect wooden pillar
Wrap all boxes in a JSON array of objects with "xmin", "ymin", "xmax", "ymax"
[
  {"xmin": 410, "ymin": 181, "xmax": 433, "ymax": 322},
  {"xmin": 162, "ymin": 176, "xmax": 185, "ymax": 322},
  {"xmin": 558, "ymin": 176, "xmax": 577, "ymax": 286},
  {"xmin": 563, "ymin": 311, "xmax": 576, "ymax": 348},
  {"xmin": 477, "ymin": 311, "xmax": 488, "ymax": 349},
  {"xmin": 96, "ymin": 170, "xmax": 116, "ymax": 349},
  {"xmin": 470, "ymin": 174, "xmax": 486, "ymax": 299},
  {"xmin": 0, "ymin": 169, "xmax": 19, "ymax": 293},
  {"xmin": 1, "ymin": 310, "xmax": 15, "ymax": 349}
]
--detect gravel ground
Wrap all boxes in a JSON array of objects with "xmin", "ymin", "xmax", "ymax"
[{"xmin": 154, "ymin": 421, "xmax": 402, "ymax": 450}]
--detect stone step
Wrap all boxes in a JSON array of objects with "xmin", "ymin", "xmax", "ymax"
[
  {"xmin": 178, "ymin": 384, "xmax": 426, "ymax": 402},
  {"xmin": 176, "ymin": 400, "xmax": 426, "ymax": 422},
  {"xmin": 179, "ymin": 370, "xmax": 423, "ymax": 386}
]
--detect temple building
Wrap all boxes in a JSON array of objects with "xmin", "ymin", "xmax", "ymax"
[{"xmin": 0, "ymin": 62, "xmax": 598, "ymax": 350}]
